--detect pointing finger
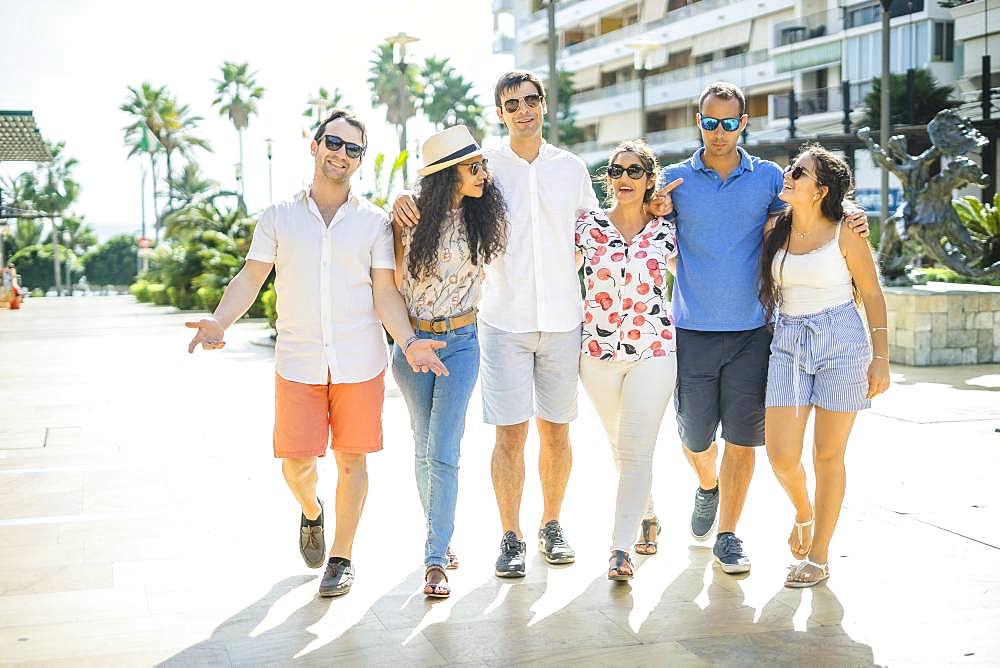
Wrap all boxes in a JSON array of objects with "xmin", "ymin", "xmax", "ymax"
[{"xmin": 657, "ymin": 178, "xmax": 684, "ymax": 196}]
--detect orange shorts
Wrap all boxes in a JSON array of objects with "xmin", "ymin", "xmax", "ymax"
[{"xmin": 273, "ymin": 370, "xmax": 385, "ymax": 458}]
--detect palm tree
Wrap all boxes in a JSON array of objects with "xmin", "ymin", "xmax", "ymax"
[
  {"xmin": 367, "ymin": 43, "xmax": 423, "ymax": 156},
  {"xmin": 158, "ymin": 96, "xmax": 211, "ymax": 210},
  {"xmin": 213, "ymin": 61, "xmax": 265, "ymax": 197},
  {"xmin": 421, "ymin": 56, "xmax": 486, "ymax": 142},
  {"xmin": 303, "ymin": 87, "xmax": 349, "ymax": 129},
  {"xmin": 173, "ymin": 163, "xmax": 218, "ymax": 206},
  {"xmin": 31, "ymin": 142, "xmax": 79, "ymax": 295},
  {"xmin": 859, "ymin": 69, "xmax": 958, "ymax": 130},
  {"xmin": 121, "ymin": 83, "xmax": 166, "ymax": 230}
]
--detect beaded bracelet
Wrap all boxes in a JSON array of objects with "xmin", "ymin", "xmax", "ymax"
[
  {"xmin": 874, "ymin": 355, "xmax": 888, "ymax": 360},
  {"xmin": 870, "ymin": 327, "xmax": 888, "ymax": 333}
]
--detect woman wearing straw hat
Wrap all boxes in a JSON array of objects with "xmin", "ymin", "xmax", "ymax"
[{"xmin": 391, "ymin": 125, "xmax": 507, "ymax": 598}]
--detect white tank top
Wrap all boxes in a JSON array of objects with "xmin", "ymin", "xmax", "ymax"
[{"xmin": 772, "ymin": 221, "xmax": 854, "ymax": 316}]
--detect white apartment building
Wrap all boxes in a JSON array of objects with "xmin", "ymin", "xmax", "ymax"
[{"xmin": 492, "ymin": 0, "xmax": 988, "ymax": 207}]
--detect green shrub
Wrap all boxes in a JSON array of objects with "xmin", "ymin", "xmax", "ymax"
[
  {"xmin": 30, "ymin": 288, "xmax": 44, "ymax": 298},
  {"xmin": 147, "ymin": 283, "xmax": 169, "ymax": 305},
  {"xmin": 923, "ymin": 267, "xmax": 1000, "ymax": 287},
  {"xmin": 129, "ymin": 279, "xmax": 151, "ymax": 303},
  {"xmin": 83, "ymin": 235, "xmax": 138, "ymax": 287},
  {"xmin": 166, "ymin": 286, "xmax": 196, "ymax": 310},
  {"xmin": 261, "ymin": 283, "xmax": 277, "ymax": 330},
  {"xmin": 195, "ymin": 285, "xmax": 224, "ymax": 312},
  {"xmin": 8, "ymin": 244, "xmax": 80, "ymax": 291}
]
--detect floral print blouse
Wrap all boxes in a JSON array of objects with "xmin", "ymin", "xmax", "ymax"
[
  {"xmin": 575, "ymin": 210, "xmax": 678, "ymax": 361},
  {"xmin": 400, "ymin": 208, "xmax": 484, "ymax": 320}
]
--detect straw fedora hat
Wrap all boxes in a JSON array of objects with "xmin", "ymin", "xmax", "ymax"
[{"xmin": 418, "ymin": 125, "xmax": 483, "ymax": 177}]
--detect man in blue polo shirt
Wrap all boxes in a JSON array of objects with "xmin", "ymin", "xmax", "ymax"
[{"xmin": 656, "ymin": 82, "xmax": 865, "ymax": 574}]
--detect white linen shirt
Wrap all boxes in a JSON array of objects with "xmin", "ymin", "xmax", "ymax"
[
  {"xmin": 480, "ymin": 141, "xmax": 599, "ymax": 333},
  {"xmin": 246, "ymin": 189, "xmax": 395, "ymax": 385}
]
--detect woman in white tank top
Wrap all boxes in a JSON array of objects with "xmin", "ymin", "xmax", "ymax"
[{"xmin": 758, "ymin": 144, "xmax": 890, "ymax": 588}]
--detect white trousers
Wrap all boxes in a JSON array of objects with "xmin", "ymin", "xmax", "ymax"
[{"xmin": 580, "ymin": 353, "xmax": 677, "ymax": 553}]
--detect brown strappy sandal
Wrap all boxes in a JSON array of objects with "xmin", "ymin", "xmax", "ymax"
[
  {"xmin": 634, "ymin": 516, "xmax": 661, "ymax": 555},
  {"xmin": 423, "ymin": 565, "xmax": 450, "ymax": 598}
]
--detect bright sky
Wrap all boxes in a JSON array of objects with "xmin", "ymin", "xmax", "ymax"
[{"xmin": 1, "ymin": 0, "xmax": 512, "ymax": 240}]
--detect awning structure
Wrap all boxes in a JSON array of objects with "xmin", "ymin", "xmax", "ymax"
[{"xmin": 0, "ymin": 111, "xmax": 52, "ymax": 162}]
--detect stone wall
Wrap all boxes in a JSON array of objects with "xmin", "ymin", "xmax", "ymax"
[{"xmin": 885, "ymin": 283, "xmax": 1000, "ymax": 366}]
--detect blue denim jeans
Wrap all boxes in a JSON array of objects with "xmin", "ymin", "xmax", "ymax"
[{"xmin": 391, "ymin": 322, "xmax": 480, "ymax": 568}]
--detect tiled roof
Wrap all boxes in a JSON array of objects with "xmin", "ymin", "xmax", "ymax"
[{"xmin": 0, "ymin": 111, "xmax": 52, "ymax": 162}]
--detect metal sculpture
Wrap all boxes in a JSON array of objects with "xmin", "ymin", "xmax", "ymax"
[{"xmin": 858, "ymin": 109, "xmax": 997, "ymax": 283}]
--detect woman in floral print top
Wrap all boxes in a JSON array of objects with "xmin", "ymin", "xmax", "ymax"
[
  {"xmin": 574, "ymin": 140, "xmax": 679, "ymax": 582},
  {"xmin": 576, "ymin": 210, "xmax": 677, "ymax": 361}
]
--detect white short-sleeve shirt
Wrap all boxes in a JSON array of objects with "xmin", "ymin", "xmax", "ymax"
[
  {"xmin": 479, "ymin": 142, "xmax": 600, "ymax": 334},
  {"xmin": 246, "ymin": 189, "xmax": 395, "ymax": 385}
]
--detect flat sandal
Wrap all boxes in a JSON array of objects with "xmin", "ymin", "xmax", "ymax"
[
  {"xmin": 785, "ymin": 559, "xmax": 829, "ymax": 588},
  {"xmin": 635, "ymin": 517, "xmax": 661, "ymax": 555},
  {"xmin": 423, "ymin": 565, "xmax": 450, "ymax": 598},
  {"xmin": 608, "ymin": 549, "xmax": 634, "ymax": 581}
]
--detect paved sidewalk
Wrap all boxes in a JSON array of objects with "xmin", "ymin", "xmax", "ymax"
[{"xmin": 1, "ymin": 296, "xmax": 999, "ymax": 666}]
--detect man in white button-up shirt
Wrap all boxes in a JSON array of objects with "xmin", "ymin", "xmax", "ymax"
[
  {"xmin": 395, "ymin": 72, "xmax": 599, "ymax": 577},
  {"xmin": 186, "ymin": 110, "xmax": 447, "ymax": 598}
]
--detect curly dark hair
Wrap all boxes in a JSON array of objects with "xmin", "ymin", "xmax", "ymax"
[
  {"xmin": 760, "ymin": 143, "xmax": 857, "ymax": 323},
  {"xmin": 406, "ymin": 165, "xmax": 508, "ymax": 281}
]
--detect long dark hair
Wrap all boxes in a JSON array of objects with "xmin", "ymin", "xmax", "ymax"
[
  {"xmin": 407, "ymin": 164, "xmax": 508, "ymax": 281},
  {"xmin": 759, "ymin": 143, "xmax": 856, "ymax": 322}
]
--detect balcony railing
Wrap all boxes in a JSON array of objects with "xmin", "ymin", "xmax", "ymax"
[
  {"xmin": 525, "ymin": 0, "xmax": 748, "ymax": 67},
  {"xmin": 570, "ymin": 49, "xmax": 771, "ymax": 106},
  {"xmin": 647, "ymin": 0, "xmax": 746, "ymax": 26},
  {"xmin": 564, "ymin": 21, "xmax": 644, "ymax": 56},
  {"xmin": 528, "ymin": 0, "xmax": 586, "ymax": 22},
  {"xmin": 770, "ymin": 86, "xmax": 844, "ymax": 119},
  {"xmin": 773, "ymin": 9, "xmax": 843, "ymax": 47}
]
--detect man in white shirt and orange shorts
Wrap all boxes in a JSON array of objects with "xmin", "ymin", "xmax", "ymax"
[{"xmin": 186, "ymin": 109, "xmax": 447, "ymax": 597}]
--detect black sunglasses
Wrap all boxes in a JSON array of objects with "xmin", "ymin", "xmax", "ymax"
[
  {"xmin": 607, "ymin": 163, "xmax": 651, "ymax": 180},
  {"xmin": 322, "ymin": 134, "xmax": 365, "ymax": 159},
  {"xmin": 461, "ymin": 158, "xmax": 488, "ymax": 176},
  {"xmin": 699, "ymin": 115, "xmax": 742, "ymax": 132},
  {"xmin": 501, "ymin": 94, "xmax": 543, "ymax": 114},
  {"xmin": 784, "ymin": 164, "xmax": 819, "ymax": 183}
]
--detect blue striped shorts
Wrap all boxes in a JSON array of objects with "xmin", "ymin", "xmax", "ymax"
[{"xmin": 765, "ymin": 300, "xmax": 872, "ymax": 413}]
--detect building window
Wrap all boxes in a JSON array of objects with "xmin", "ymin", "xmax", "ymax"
[
  {"xmin": 724, "ymin": 45, "xmax": 748, "ymax": 58},
  {"xmin": 847, "ymin": 3, "xmax": 881, "ymax": 29},
  {"xmin": 933, "ymin": 22, "xmax": 955, "ymax": 62},
  {"xmin": 695, "ymin": 53, "xmax": 714, "ymax": 65}
]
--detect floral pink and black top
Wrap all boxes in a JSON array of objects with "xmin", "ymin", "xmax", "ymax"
[{"xmin": 575, "ymin": 210, "xmax": 677, "ymax": 361}]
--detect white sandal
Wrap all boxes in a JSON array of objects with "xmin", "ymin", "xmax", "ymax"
[
  {"xmin": 785, "ymin": 559, "xmax": 829, "ymax": 588},
  {"xmin": 791, "ymin": 516, "xmax": 815, "ymax": 558}
]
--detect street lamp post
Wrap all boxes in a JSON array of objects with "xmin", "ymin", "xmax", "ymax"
[
  {"xmin": 386, "ymin": 32, "xmax": 419, "ymax": 186},
  {"xmin": 62, "ymin": 230, "xmax": 72, "ymax": 296},
  {"xmin": 265, "ymin": 138, "xmax": 274, "ymax": 205},
  {"xmin": 878, "ymin": 0, "xmax": 892, "ymax": 237},
  {"xmin": 627, "ymin": 40, "xmax": 659, "ymax": 139}
]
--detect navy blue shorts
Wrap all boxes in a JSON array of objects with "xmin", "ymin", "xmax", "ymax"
[{"xmin": 675, "ymin": 326, "xmax": 771, "ymax": 452}]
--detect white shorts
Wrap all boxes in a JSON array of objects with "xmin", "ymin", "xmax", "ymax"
[{"xmin": 478, "ymin": 321, "xmax": 582, "ymax": 426}]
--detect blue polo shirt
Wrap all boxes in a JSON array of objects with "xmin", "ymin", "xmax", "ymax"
[{"xmin": 660, "ymin": 147, "xmax": 786, "ymax": 331}]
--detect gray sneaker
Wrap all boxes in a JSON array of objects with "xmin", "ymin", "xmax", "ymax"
[
  {"xmin": 538, "ymin": 520, "xmax": 575, "ymax": 565},
  {"xmin": 299, "ymin": 499, "xmax": 325, "ymax": 569},
  {"xmin": 713, "ymin": 532, "xmax": 751, "ymax": 574},
  {"xmin": 495, "ymin": 531, "xmax": 527, "ymax": 578},
  {"xmin": 691, "ymin": 487, "xmax": 719, "ymax": 542},
  {"xmin": 319, "ymin": 558, "xmax": 354, "ymax": 597}
]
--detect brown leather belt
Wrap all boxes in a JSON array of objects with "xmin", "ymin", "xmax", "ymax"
[{"xmin": 410, "ymin": 309, "xmax": 477, "ymax": 334}]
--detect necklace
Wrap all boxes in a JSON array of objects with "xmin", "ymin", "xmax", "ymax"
[{"xmin": 792, "ymin": 227, "xmax": 807, "ymax": 239}]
